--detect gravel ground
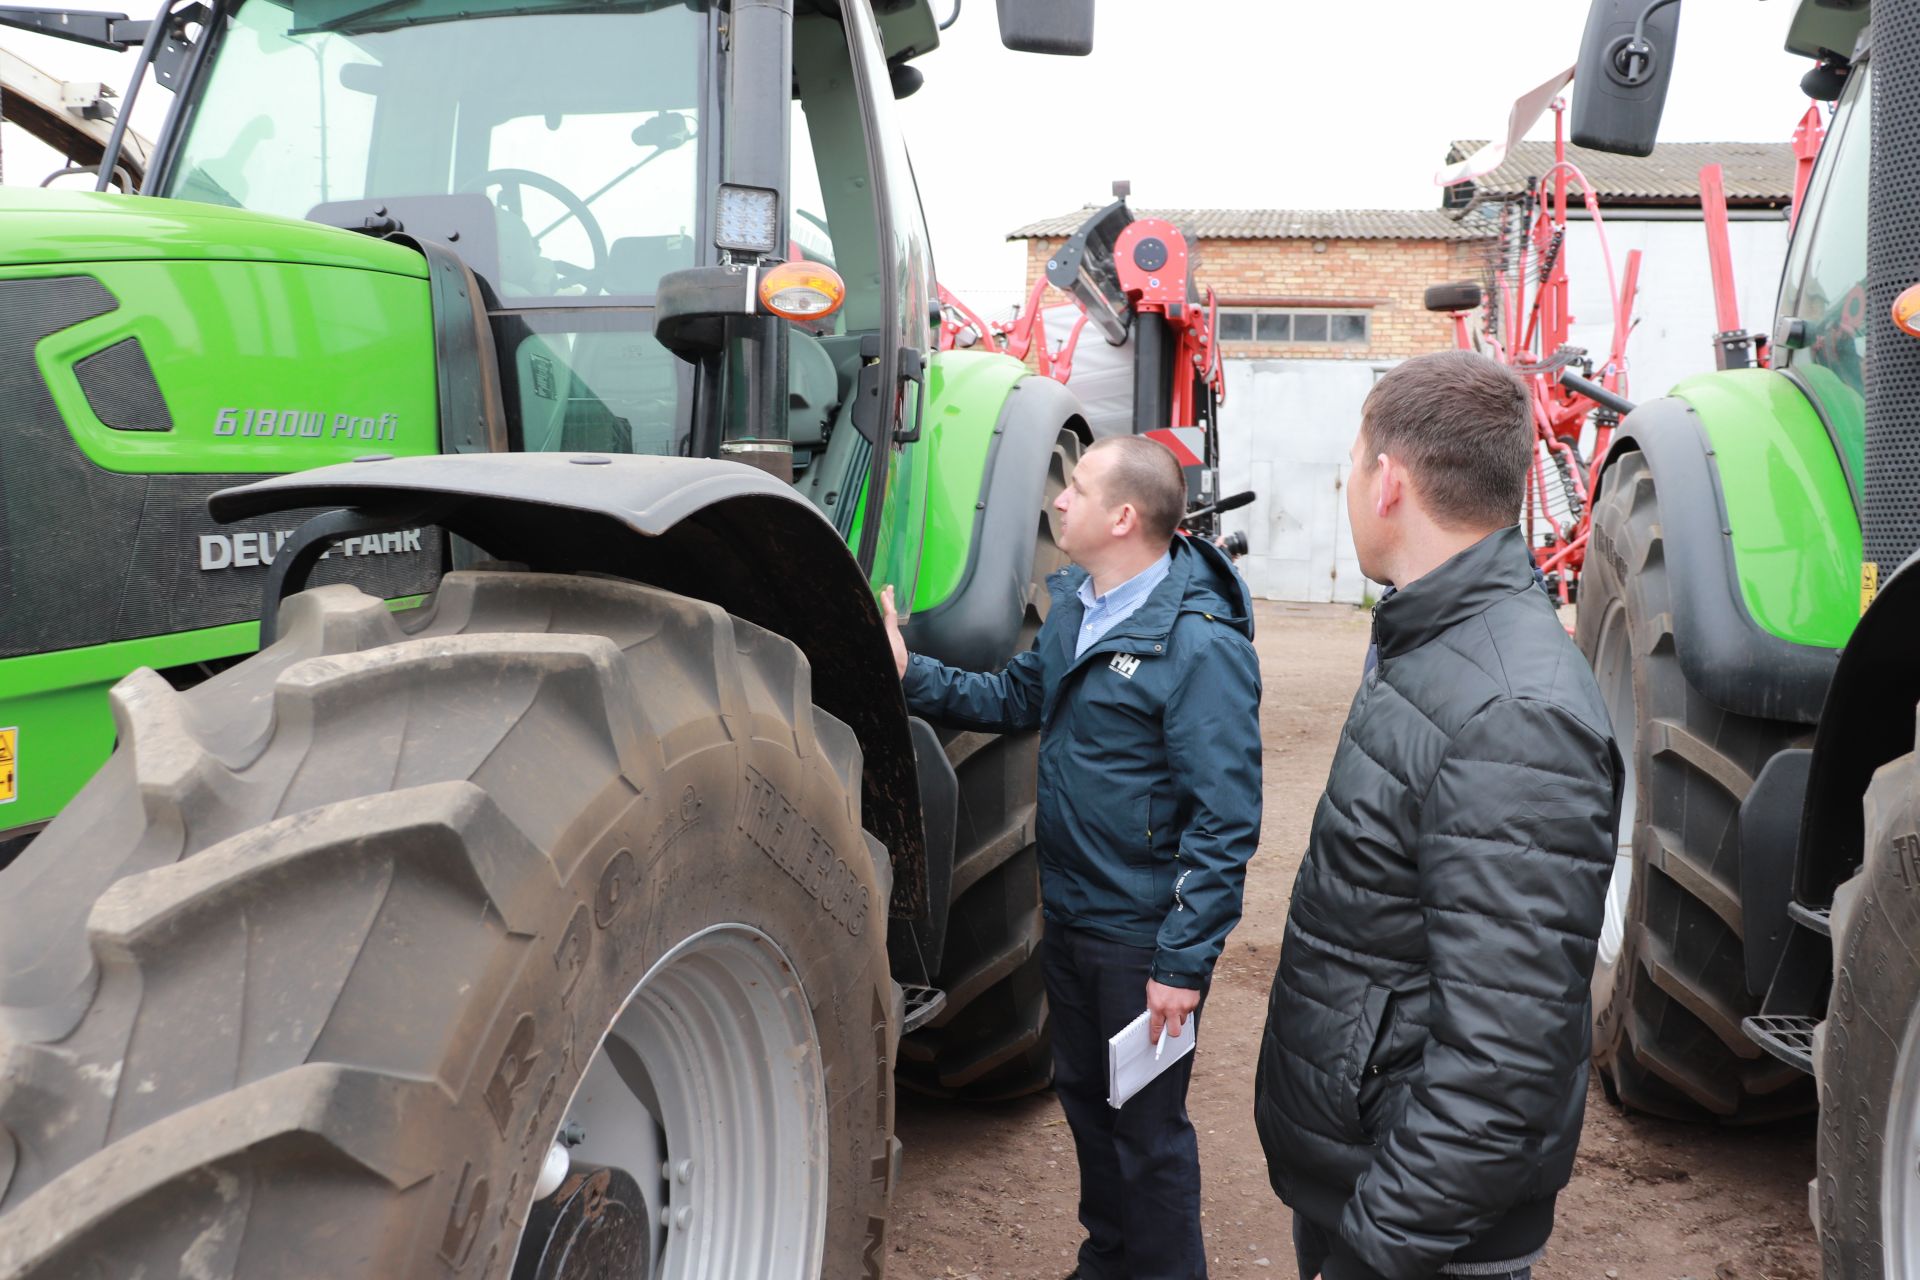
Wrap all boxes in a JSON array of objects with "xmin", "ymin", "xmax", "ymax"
[{"xmin": 888, "ymin": 600, "xmax": 1819, "ymax": 1280}]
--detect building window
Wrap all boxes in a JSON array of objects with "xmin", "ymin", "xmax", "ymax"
[{"xmin": 1218, "ymin": 308, "xmax": 1369, "ymax": 346}]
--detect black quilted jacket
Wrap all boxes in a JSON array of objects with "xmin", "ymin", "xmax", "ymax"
[{"xmin": 1253, "ymin": 526, "xmax": 1622, "ymax": 1279}]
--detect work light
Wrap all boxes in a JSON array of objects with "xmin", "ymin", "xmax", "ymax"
[{"xmin": 715, "ymin": 184, "xmax": 780, "ymax": 255}]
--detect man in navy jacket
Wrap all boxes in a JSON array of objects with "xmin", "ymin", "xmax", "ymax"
[{"xmin": 883, "ymin": 434, "xmax": 1263, "ymax": 1280}]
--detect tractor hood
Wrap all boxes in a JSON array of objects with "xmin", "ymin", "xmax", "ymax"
[{"xmin": 0, "ymin": 189, "xmax": 428, "ymax": 277}]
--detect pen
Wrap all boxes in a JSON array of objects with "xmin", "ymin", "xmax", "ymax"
[{"xmin": 1154, "ymin": 1029, "xmax": 1166, "ymax": 1062}]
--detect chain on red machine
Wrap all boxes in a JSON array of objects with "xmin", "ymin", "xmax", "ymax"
[{"xmin": 937, "ymin": 199, "xmax": 1248, "ymax": 545}]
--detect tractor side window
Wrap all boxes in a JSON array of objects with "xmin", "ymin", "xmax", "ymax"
[
  {"xmin": 1782, "ymin": 61, "xmax": 1871, "ymax": 483},
  {"xmin": 789, "ymin": 103, "xmax": 837, "ymax": 279},
  {"xmin": 789, "ymin": 11, "xmax": 886, "ymax": 517},
  {"xmin": 792, "ymin": 14, "xmax": 883, "ymax": 339}
]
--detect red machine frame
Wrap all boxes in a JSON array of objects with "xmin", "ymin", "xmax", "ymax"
[
  {"xmin": 935, "ymin": 214, "xmax": 1226, "ymax": 428},
  {"xmin": 1439, "ymin": 99, "xmax": 1643, "ymax": 603}
]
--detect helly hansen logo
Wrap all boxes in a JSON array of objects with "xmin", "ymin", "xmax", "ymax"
[{"xmin": 1109, "ymin": 653, "xmax": 1141, "ymax": 679}]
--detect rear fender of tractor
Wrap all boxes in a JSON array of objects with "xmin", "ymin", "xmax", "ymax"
[
  {"xmin": 902, "ymin": 352, "xmax": 1090, "ymax": 672},
  {"xmin": 209, "ymin": 451, "xmax": 930, "ymax": 923},
  {"xmin": 1596, "ymin": 373, "xmax": 1852, "ymax": 727}
]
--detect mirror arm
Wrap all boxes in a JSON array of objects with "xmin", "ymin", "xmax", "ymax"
[
  {"xmin": 0, "ymin": 6, "xmax": 143, "ymax": 49},
  {"xmin": 1619, "ymin": 0, "xmax": 1681, "ymax": 80}
]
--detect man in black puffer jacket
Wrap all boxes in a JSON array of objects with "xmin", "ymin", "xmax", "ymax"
[{"xmin": 1253, "ymin": 351, "xmax": 1623, "ymax": 1280}]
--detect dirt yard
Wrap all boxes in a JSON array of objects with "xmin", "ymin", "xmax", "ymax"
[{"xmin": 889, "ymin": 601, "xmax": 1820, "ymax": 1280}]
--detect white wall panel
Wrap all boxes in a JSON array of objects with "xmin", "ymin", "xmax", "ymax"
[{"xmin": 1219, "ymin": 359, "xmax": 1385, "ymax": 604}]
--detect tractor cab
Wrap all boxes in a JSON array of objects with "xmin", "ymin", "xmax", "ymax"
[
  {"xmin": 136, "ymin": 0, "xmax": 923, "ymax": 501},
  {"xmin": 2, "ymin": 0, "xmax": 1095, "ymax": 576}
]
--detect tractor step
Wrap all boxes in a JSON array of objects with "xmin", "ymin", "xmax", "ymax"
[
  {"xmin": 1786, "ymin": 900, "xmax": 1831, "ymax": 936},
  {"xmin": 1742, "ymin": 1014, "xmax": 1817, "ymax": 1075},
  {"xmin": 900, "ymin": 984, "xmax": 947, "ymax": 1035}
]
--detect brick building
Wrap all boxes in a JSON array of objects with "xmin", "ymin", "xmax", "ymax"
[{"xmin": 1009, "ymin": 208, "xmax": 1495, "ymax": 363}]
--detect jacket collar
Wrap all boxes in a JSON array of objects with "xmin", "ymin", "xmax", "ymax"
[
  {"xmin": 1049, "ymin": 534, "xmax": 1251, "ymax": 657},
  {"xmin": 1373, "ymin": 525, "xmax": 1536, "ymax": 661},
  {"xmin": 1052, "ymin": 550, "xmax": 1189, "ymax": 660}
]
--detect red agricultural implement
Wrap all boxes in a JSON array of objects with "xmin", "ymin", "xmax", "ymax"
[
  {"xmin": 1430, "ymin": 89, "xmax": 1831, "ymax": 606},
  {"xmin": 1429, "ymin": 96, "xmax": 1645, "ymax": 605},
  {"xmin": 937, "ymin": 198, "xmax": 1240, "ymax": 540}
]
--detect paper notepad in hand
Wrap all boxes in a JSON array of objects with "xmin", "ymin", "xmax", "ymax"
[{"xmin": 1108, "ymin": 1010, "xmax": 1195, "ymax": 1108}]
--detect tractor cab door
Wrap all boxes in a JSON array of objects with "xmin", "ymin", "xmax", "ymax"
[
  {"xmin": 1772, "ymin": 53, "xmax": 1872, "ymax": 499},
  {"xmin": 788, "ymin": 0, "xmax": 930, "ymax": 596}
]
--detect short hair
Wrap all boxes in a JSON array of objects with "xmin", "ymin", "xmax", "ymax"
[
  {"xmin": 1358, "ymin": 350, "xmax": 1532, "ymax": 529},
  {"xmin": 1088, "ymin": 435, "xmax": 1188, "ymax": 542}
]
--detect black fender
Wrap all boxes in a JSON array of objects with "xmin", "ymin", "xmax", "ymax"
[
  {"xmin": 1597, "ymin": 395, "xmax": 1841, "ymax": 724},
  {"xmin": 390, "ymin": 235, "xmax": 509, "ymax": 457},
  {"xmin": 901, "ymin": 374, "xmax": 1088, "ymax": 672},
  {"xmin": 1793, "ymin": 549, "xmax": 1920, "ymax": 906},
  {"xmin": 209, "ymin": 453, "xmax": 929, "ymax": 921}
]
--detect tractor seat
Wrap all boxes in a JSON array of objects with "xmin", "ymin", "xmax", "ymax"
[
  {"xmin": 605, "ymin": 234, "xmax": 696, "ymax": 296},
  {"xmin": 788, "ymin": 330, "xmax": 840, "ymax": 471}
]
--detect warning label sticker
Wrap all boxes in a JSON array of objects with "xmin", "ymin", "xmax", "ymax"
[{"xmin": 0, "ymin": 727, "xmax": 14, "ymax": 804}]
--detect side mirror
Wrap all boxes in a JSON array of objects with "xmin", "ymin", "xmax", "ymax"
[
  {"xmin": 995, "ymin": 0, "xmax": 1093, "ymax": 56},
  {"xmin": 1570, "ymin": 0, "xmax": 1681, "ymax": 157}
]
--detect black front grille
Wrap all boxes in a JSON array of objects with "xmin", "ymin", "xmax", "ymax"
[{"xmin": 75, "ymin": 337, "xmax": 174, "ymax": 432}]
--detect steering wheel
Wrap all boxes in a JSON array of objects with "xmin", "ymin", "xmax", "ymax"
[{"xmin": 461, "ymin": 167, "xmax": 609, "ymax": 294}]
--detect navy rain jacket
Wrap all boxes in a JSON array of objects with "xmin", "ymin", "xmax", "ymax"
[{"xmin": 901, "ymin": 534, "xmax": 1262, "ymax": 989}]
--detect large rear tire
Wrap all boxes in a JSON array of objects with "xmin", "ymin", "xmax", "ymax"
[
  {"xmin": 897, "ymin": 426, "xmax": 1079, "ymax": 1100},
  {"xmin": 0, "ymin": 571, "xmax": 897, "ymax": 1279},
  {"xmin": 1578, "ymin": 452, "xmax": 1814, "ymax": 1121},
  {"xmin": 1813, "ymin": 740, "xmax": 1920, "ymax": 1278}
]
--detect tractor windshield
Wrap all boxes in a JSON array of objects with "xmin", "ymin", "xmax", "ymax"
[
  {"xmin": 160, "ymin": 0, "xmax": 708, "ymax": 304},
  {"xmin": 159, "ymin": 0, "xmax": 710, "ymax": 457}
]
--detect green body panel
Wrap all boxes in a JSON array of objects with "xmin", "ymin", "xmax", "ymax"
[
  {"xmin": 0, "ymin": 623, "xmax": 260, "ymax": 830},
  {"xmin": 908, "ymin": 350, "xmax": 1031, "ymax": 611},
  {"xmin": 7, "ymin": 255, "xmax": 438, "ymax": 475},
  {"xmin": 1672, "ymin": 368, "xmax": 1863, "ymax": 647},
  {"xmin": 0, "ymin": 190, "xmax": 430, "ymax": 277}
]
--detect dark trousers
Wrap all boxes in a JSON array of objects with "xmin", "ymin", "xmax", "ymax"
[
  {"xmin": 1291, "ymin": 1214, "xmax": 1533, "ymax": 1280},
  {"xmin": 1042, "ymin": 922, "xmax": 1207, "ymax": 1280}
]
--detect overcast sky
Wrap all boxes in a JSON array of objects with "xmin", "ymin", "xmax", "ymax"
[{"xmin": 3, "ymin": 0, "xmax": 1811, "ymax": 298}]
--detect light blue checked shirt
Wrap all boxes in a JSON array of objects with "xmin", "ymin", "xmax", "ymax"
[{"xmin": 1074, "ymin": 552, "xmax": 1172, "ymax": 659}]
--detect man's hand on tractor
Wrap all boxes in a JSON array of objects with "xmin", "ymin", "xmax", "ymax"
[
  {"xmin": 881, "ymin": 585, "xmax": 909, "ymax": 679},
  {"xmin": 1146, "ymin": 979, "xmax": 1201, "ymax": 1045}
]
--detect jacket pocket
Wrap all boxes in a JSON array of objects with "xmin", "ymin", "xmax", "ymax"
[
  {"xmin": 1347, "ymin": 984, "xmax": 1396, "ymax": 1137},
  {"xmin": 1127, "ymin": 791, "xmax": 1157, "ymax": 866}
]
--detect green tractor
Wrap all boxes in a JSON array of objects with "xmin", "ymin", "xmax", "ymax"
[
  {"xmin": 0, "ymin": 1, "xmax": 1107, "ymax": 1274},
  {"xmin": 1570, "ymin": 0, "xmax": 1920, "ymax": 1272}
]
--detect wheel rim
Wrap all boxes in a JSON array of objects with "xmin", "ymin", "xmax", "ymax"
[
  {"xmin": 530, "ymin": 924, "xmax": 829, "ymax": 1279},
  {"xmin": 1593, "ymin": 600, "xmax": 1639, "ymax": 975},
  {"xmin": 1885, "ymin": 1000, "xmax": 1920, "ymax": 1274}
]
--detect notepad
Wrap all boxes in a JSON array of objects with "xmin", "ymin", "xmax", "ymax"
[{"xmin": 1108, "ymin": 1009, "xmax": 1196, "ymax": 1108}]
